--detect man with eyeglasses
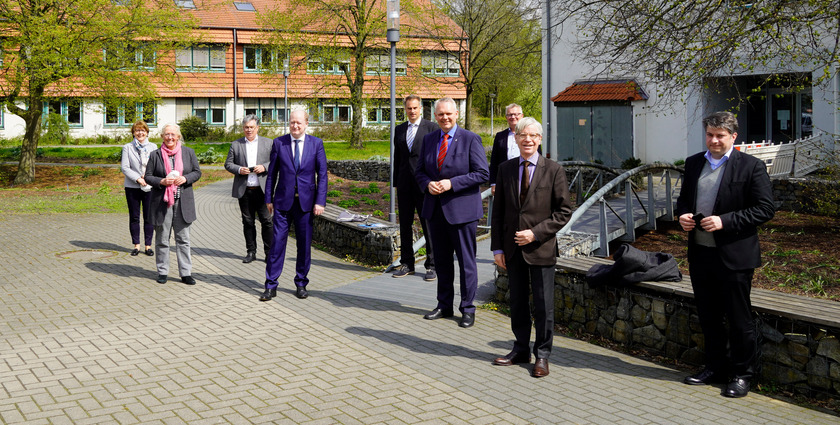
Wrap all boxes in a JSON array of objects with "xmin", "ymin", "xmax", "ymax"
[
  {"xmin": 489, "ymin": 104, "xmax": 529, "ymax": 195},
  {"xmin": 490, "ymin": 117, "xmax": 571, "ymax": 378}
]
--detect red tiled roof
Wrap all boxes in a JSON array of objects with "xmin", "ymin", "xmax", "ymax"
[{"xmin": 551, "ymin": 80, "xmax": 647, "ymax": 103}]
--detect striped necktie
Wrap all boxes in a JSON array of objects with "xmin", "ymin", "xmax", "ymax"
[{"xmin": 437, "ymin": 134, "xmax": 449, "ymax": 170}]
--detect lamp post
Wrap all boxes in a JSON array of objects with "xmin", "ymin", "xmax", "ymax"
[
  {"xmin": 489, "ymin": 93, "xmax": 496, "ymax": 135},
  {"xmin": 387, "ymin": 0, "xmax": 400, "ymax": 224},
  {"xmin": 283, "ymin": 56, "xmax": 290, "ymax": 135}
]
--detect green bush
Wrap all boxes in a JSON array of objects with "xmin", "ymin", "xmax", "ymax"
[
  {"xmin": 41, "ymin": 113, "xmax": 70, "ymax": 145},
  {"xmin": 196, "ymin": 147, "xmax": 224, "ymax": 164},
  {"xmin": 620, "ymin": 157, "xmax": 643, "ymax": 169},
  {"xmin": 350, "ymin": 187, "xmax": 372, "ymax": 195},
  {"xmin": 338, "ymin": 199, "xmax": 359, "ymax": 208},
  {"xmin": 178, "ymin": 116, "xmax": 209, "ymax": 142},
  {"xmin": 367, "ymin": 182, "xmax": 381, "ymax": 193},
  {"xmin": 673, "ymin": 159, "xmax": 686, "ymax": 166},
  {"xmin": 327, "ymin": 190, "xmax": 341, "ymax": 197}
]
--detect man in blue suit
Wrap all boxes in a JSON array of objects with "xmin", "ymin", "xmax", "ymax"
[
  {"xmin": 415, "ymin": 97, "xmax": 489, "ymax": 328},
  {"xmin": 261, "ymin": 109, "xmax": 328, "ymax": 301}
]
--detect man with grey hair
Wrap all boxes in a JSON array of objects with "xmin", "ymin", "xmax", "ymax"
[
  {"xmin": 489, "ymin": 103, "xmax": 523, "ymax": 195},
  {"xmin": 225, "ymin": 114, "xmax": 274, "ymax": 263},
  {"xmin": 415, "ymin": 97, "xmax": 489, "ymax": 328},
  {"xmin": 491, "ymin": 117, "xmax": 571, "ymax": 378}
]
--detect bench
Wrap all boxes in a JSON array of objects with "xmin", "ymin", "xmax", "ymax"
[{"xmin": 501, "ymin": 255, "xmax": 840, "ymax": 397}]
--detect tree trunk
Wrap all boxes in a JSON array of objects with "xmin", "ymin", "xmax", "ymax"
[
  {"xmin": 348, "ymin": 57, "xmax": 365, "ymax": 150},
  {"xmin": 463, "ymin": 87, "xmax": 474, "ymax": 130},
  {"xmin": 13, "ymin": 111, "xmax": 42, "ymax": 185}
]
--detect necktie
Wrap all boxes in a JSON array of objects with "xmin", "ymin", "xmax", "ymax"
[
  {"xmin": 437, "ymin": 134, "xmax": 449, "ymax": 170},
  {"xmin": 520, "ymin": 160, "xmax": 530, "ymax": 206},
  {"xmin": 406, "ymin": 124, "xmax": 417, "ymax": 151},
  {"xmin": 293, "ymin": 139, "xmax": 300, "ymax": 172}
]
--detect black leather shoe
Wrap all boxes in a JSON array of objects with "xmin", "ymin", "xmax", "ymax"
[
  {"xmin": 144, "ymin": 248, "xmax": 154, "ymax": 256},
  {"xmin": 423, "ymin": 308, "xmax": 453, "ymax": 320},
  {"xmin": 683, "ymin": 369, "xmax": 726, "ymax": 386},
  {"xmin": 181, "ymin": 276, "xmax": 196, "ymax": 285},
  {"xmin": 723, "ymin": 378, "xmax": 750, "ymax": 398},
  {"xmin": 243, "ymin": 252, "xmax": 257, "ymax": 263},
  {"xmin": 131, "ymin": 248, "xmax": 140, "ymax": 256},
  {"xmin": 295, "ymin": 286, "xmax": 309, "ymax": 299},
  {"xmin": 259, "ymin": 288, "xmax": 277, "ymax": 301},
  {"xmin": 493, "ymin": 351, "xmax": 531, "ymax": 366},
  {"xmin": 459, "ymin": 312, "xmax": 475, "ymax": 328},
  {"xmin": 156, "ymin": 274, "xmax": 167, "ymax": 284}
]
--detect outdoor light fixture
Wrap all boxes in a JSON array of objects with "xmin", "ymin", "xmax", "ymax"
[{"xmin": 387, "ymin": 0, "xmax": 400, "ymax": 224}]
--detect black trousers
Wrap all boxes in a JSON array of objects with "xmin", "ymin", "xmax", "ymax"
[
  {"xmin": 397, "ymin": 181, "xmax": 434, "ymax": 270},
  {"xmin": 238, "ymin": 187, "xmax": 273, "ymax": 256},
  {"xmin": 507, "ymin": 252, "xmax": 555, "ymax": 359},
  {"xmin": 689, "ymin": 245, "xmax": 756, "ymax": 379},
  {"xmin": 125, "ymin": 187, "xmax": 153, "ymax": 246}
]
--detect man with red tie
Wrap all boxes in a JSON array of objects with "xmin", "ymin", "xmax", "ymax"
[
  {"xmin": 261, "ymin": 109, "xmax": 327, "ymax": 301},
  {"xmin": 415, "ymin": 97, "xmax": 489, "ymax": 328}
]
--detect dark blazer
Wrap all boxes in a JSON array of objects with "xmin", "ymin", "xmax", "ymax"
[
  {"xmin": 265, "ymin": 134, "xmax": 328, "ymax": 212},
  {"xmin": 491, "ymin": 155, "xmax": 572, "ymax": 265},
  {"xmin": 415, "ymin": 126, "xmax": 489, "ymax": 224},
  {"xmin": 224, "ymin": 135, "xmax": 273, "ymax": 198},
  {"xmin": 489, "ymin": 128, "xmax": 541, "ymax": 186},
  {"xmin": 144, "ymin": 145, "xmax": 202, "ymax": 225},
  {"xmin": 675, "ymin": 149, "xmax": 775, "ymax": 270},
  {"xmin": 394, "ymin": 118, "xmax": 439, "ymax": 188}
]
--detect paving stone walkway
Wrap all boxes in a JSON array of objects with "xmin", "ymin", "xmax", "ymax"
[{"xmin": 1, "ymin": 179, "xmax": 837, "ymax": 424}]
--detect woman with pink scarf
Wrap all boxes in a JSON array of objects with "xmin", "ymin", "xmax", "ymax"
[{"xmin": 144, "ymin": 123, "xmax": 202, "ymax": 285}]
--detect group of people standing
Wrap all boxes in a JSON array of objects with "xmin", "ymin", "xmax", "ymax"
[{"xmin": 121, "ymin": 103, "xmax": 775, "ymax": 393}]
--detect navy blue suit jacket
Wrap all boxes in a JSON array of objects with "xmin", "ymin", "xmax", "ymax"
[
  {"xmin": 415, "ymin": 126, "xmax": 489, "ymax": 224},
  {"xmin": 265, "ymin": 134, "xmax": 328, "ymax": 212}
]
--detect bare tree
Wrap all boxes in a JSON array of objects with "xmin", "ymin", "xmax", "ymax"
[{"xmin": 550, "ymin": 0, "xmax": 840, "ymax": 103}]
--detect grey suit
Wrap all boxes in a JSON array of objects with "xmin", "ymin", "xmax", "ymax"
[
  {"xmin": 145, "ymin": 146, "xmax": 202, "ymax": 278},
  {"xmin": 225, "ymin": 136, "xmax": 274, "ymax": 257}
]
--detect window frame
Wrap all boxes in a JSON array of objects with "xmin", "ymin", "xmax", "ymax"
[
  {"xmin": 43, "ymin": 98, "xmax": 84, "ymax": 128},
  {"xmin": 366, "ymin": 52, "xmax": 406, "ymax": 76},
  {"xmin": 421, "ymin": 51, "xmax": 460, "ymax": 77},
  {"xmin": 243, "ymin": 98, "xmax": 289, "ymax": 125},
  {"xmin": 104, "ymin": 101, "xmax": 157, "ymax": 127},
  {"xmin": 366, "ymin": 101, "xmax": 404, "ymax": 124},
  {"xmin": 176, "ymin": 45, "xmax": 226, "ymax": 72},
  {"xmin": 243, "ymin": 46, "xmax": 285, "ymax": 73},
  {"xmin": 192, "ymin": 98, "xmax": 226, "ymax": 125},
  {"xmin": 306, "ymin": 54, "xmax": 350, "ymax": 76}
]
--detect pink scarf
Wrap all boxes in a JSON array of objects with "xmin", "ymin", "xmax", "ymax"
[{"xmin": 160, "ymin": 141, "xmax": 184, "ymax": 207}]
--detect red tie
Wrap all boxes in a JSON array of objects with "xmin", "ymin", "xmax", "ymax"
[{"xmin": 437, "ymin": 134, "xmax": 449, "ymax": 170}]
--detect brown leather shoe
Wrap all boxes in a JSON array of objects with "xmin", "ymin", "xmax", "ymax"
[
  {"xmin": 492, "ymin": 351, "xmax": 531, "ymax": 366},
  {"xmin": 532, "ymin": 358, "xmax": 549, "ymax": 377}
]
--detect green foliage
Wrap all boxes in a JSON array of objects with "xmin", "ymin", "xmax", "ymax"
[
  {"xmin": 350, "ymin": 187, "xmax": 372, "ymax": 195},
  {"xmin": 381, "ymin": 193, "xmax": 390, "ymax": 201},
  {"xmin": 326, "ymin": 190, "xmax": 341, "ymax": 197},
  {"xmin": 179, "ymin": 116, "xmax": 210, "ymax": 142},
  {"xmin": 195, "ymin": 147, "xmax": 224, "ymax": 164},
  {"xmin": 673, "ymin": 159, "xmax": 686, "ymax": 167},
  {"xmin": 620, "ymin": 157, "xmax": 643, "ymax": 169},
  {"xmin": 41, "ymin": 113, "xmax": 71, "ymax": 145},
  {"xmin": 337, "ymin": 199, "xmax": 359, "ymax": 208},
  {"xmin": 360, "ymin": 197, "xmax": 377, "ymax": 206},
  {"xmin": 367, "ymin": 182, "xmax": 380, "ymax": 193},
  {"xmin": 372, "ymin": 209, "xmax": 384, "ymax": 217}
]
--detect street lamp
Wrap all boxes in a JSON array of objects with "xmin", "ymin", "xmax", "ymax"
[
  {"xmin": 489, "ymin": 93, "xmax": 496, "ymax": 135},
  {"xmin": 283, "ymin": 56, "xmax": 290, "ymax": 135},
  {"xmin": 387, "ymin": 0, "xmax": 400, "ymax": 224}
]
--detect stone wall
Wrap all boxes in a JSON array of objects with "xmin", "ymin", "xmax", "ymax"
[
  {"xmin": 328, "ymin": 160, "xmax": 390, "ymax": 182},
  {"xmin": 493, "ymin": 268, "xmax": 840, "ymax": 398},
  {"xmin": 312, "ymin": 205, "xmax": 398, "ymax": 265},
  {"xmin": 772, "ymin": 176, "xmax": 839, "ymax": 214}
]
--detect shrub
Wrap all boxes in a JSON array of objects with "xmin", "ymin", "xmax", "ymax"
[
  {"xmin": 41, "ymin": 113, "xmax": 70, "ymax": 145},
  {"xmin": 196, "ymin": 147, "xmax": 224, "ymax": 164},
  {"xmin": 673, "ymin": 159, "xmax": 686, "ymax": 166},
  {"xmin": 620, "ymin": 157, "xmax": 642, "ymax": 169},
  {"xmin": 338, "ymin": 199, "xmax": 359, "ymax": 208},
  {"xmin": 367, "ymin": 182, "xmax": 381, "ymax": 193},
  {"xmin": 327, "ymin": 190, "xmax": 341, "ymax": 197},
  {"xmin": 178, "ymin": 116, "xmax": 209, "ymax": 142},
  {"xmin": 350, "ymin": 187, "xmax": 372, "ymax": 195}
]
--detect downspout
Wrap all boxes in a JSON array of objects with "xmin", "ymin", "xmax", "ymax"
[{"xmin": 233, "ymin": 28, "xmax": 238, "ymax": 126}]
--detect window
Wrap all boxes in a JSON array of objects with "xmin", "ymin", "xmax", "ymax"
[
  {"xmin": 174, "ymin": 0, "xmax": 196, "ymax": 9},
  {"xmin": 233, "ymin": 1, "xmax": 255, "ymax": 11},
  {"xmin": 244, "ymin": 47, "xmax": 284, "ymax": 72},
  {"xmin": 366, "ymin": 52, "xmax": 406, "ymax": 76},
  {"xmin": 104, "ymin": 101, "xmax": 157, "ymax": 126},
  {"xmin": 421, "ymin": 52, "xmax": 460, "ymax": 77},
  {"xmin": 176, "ymin": 45, "xmax": 226, "ymax": 72},
  {"xmin": 307, "ymin": 54, "xmax": 349, "ymax": 75},
  {"xmin": 244, "ymin": 98, "xmax": 289, "ymax": 124},
  {"xmin": 311, "ymin": 101, "xmax": 350, "ymax": 123},
  {"xmin": 0, "ymin": 108, "xmax": 3, "ymax": 129},
  {"xmin": 104, "ymin": 46, "xmax": 155, "ymax": 70},
  {"xmin": 193, "ymin": 98, "xmax": 226, "ymax": 125},
  {"xmin": 43, "ymin": 99, "xmax": 83, "ymax": 127},
  {"xmin": 366, "ymin": 101, "xmax": 404, "ymax": 123}
]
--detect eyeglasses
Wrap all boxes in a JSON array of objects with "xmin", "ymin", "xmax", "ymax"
[
  {"xmin": 506, "ymin": 113, "xmax": 523, "ymax": 118},
  {"xmin": 516, "ymin": 133, "xmax": 541, "ymax": 139}
]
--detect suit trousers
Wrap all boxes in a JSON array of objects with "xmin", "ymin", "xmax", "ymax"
[
  {"xmin": 125, "ymin": 187, "xmax": 153, "ymax": 246},
  {"xmin": 238, "ymin": 187, "xmax": 273, "ymax": 256},
  {"xmin": 689, "ymin": 245, "xmax": 756, "ymax": 379},
  {"xmin": 428, "ymin": 202, "xmax": 477, "ymax": 314},
  {"xmin": 507, "ymin": 252, "xmax": 555, "ymax": 359},
  {"xmin": 397, "ymin": 182, "xmax": 434, "ymax": 270},
  {"xmin": 265, "ymin": 197, "xmax": 312, "ymax": 289},
  {"xmin": 155, "ymin": 199, "xmax": 192, "ymax": 277}
]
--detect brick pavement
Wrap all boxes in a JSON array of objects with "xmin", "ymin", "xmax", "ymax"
[{"xmin": 0, "ymin": 179, "xmax": 837, "ymax": 424}]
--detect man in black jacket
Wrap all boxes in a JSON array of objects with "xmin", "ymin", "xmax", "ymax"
[
  {"xmin": 392, "ymin": 95, "xmax": 439, "ymax": 280},
  {"xmin": 676, "ymin": 111, "xmax": 775, "ymax": 398}
]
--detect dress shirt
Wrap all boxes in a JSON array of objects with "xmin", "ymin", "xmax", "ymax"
[
  {"xmin": 245, "ymin": 136, "xmax": 259, "ymax": 187},
  {"xmin": 506, "ymin": 130, "xmax": 520, "ymax": 161},
  {"xmin": 704, "ymin": 145, "xmax": 734, "ymax": 170},
  {"xmin": 406, "ymin": 118, "xmax": 421, "ymax": 151}
]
